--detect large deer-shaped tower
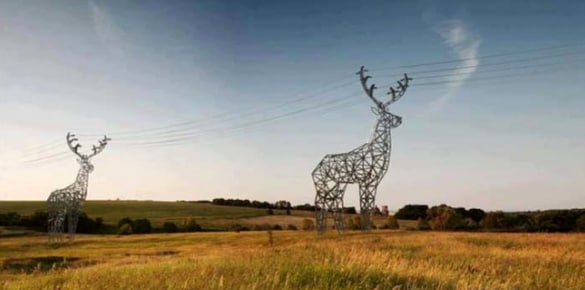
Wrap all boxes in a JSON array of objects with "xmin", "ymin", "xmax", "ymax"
[
  {"xmin": 312, "ymin": 66, "xmax": 411, "ymax": 234},
  {"xmin": 47, "ymin": 133, "xmax": 110, "ymax": 242}
]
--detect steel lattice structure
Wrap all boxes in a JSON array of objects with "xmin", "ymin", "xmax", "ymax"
[
  {"xmin": 47, "ymin": 133, "xmax": 110, "ymax": 243},
  {"xmin": 312, "ymin": 66, "xmax": 411, "ymax": 234}
]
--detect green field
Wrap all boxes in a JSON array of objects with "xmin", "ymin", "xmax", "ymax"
[
  {"xmin": 0, "ymin": 200, "xmax": 294, "ymax": 229},
  {"xmin": 1, "ymin": 230, "xmax": 584, "ymax": 289},
  {"xmin": 0, "ymin": 200, "xmax": 373, "ymax": 231}
]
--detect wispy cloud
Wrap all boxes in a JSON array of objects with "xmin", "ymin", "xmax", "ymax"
[
  {"xmin": 427, "ymin": 18, "xmax": 480, "ymax": 112},
  {"xmin": 89, "ymin": 1, "xmax": 126, "ymax": 58}
]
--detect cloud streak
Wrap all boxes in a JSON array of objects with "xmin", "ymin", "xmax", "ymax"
[
  {"xmin": 89, "ymin": 1, "xmax": 126, "ymax": 58},
  {"xmin": 428, "ymin": 19, "xmax": 480, "ymax": 112}
]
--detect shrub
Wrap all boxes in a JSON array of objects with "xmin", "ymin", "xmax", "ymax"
[
  {"xmin": 28, "ymin": 210, "xmax": 48, "ymax": 229},
  {"xmin": 577, "ymin": 215, "xmax": 585, "ymax": 232},
  {"xmin": 427, "ymin": 205, "xmax": 464, "ymax": 230},
  {"xmin": 75, "ymin": 213, "xmax": 98, "ymax": 233},
  {"xmin": 117, "ymin": 217, "xmax": 134, "ymax": 229},
  {"xmin": 231, "ymin": 224, "xmax": 250, "ymax": 232},
  {"xmin": 272, "ymin": 224, "xmax": 283, "ymax": 231},
  {"xmin": 118, "ymin": 223, "xmax": 133, "ymax": 235},
  {"xmin": 95, "ymin": 217, "xmax": 103, "ymax": 230},
  {"xmin": 0, "ymin": 212, "xmax": 21, "ymax": 226},
  {"xmin": 287, "ymin": 224, "xmax": 298, "ymax": 230},
  {"xmin": 266, "ymin": 209, "xmax": 274, "ymax": 215},
  {"xmin": 395, "ymin": 204, "xmax": 429, "ymax": 220},
  {"xmin": 301, "ymin": 218, "xmax": 315, "ymax": 231},
  {"xmin": 253, "ymin": 223, "xmax": 272, "ymax": 231},
  {"xmin": 162, "ymin": 222, "xmax": 178, "ymax": 233},
  {"xmin": 133, "ymin": 218, "xmax": 152, "ymax": 234},
  {"xmin": 182, "ymin": 216, "xmax": 202, "ymax": 232}
]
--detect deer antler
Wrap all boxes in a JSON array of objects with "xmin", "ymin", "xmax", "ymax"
[
  {"xmin": 66, "ymin": 132, "xmax": 83, "ymax": 158},
  {"xmin": 384, "ymin": 73, "xmax": 412, "ymax": 106},
  {"xmin": 357, "ymin": 66, "xmax": 383, "ymax": 108},
  {"xmin": 87, "ymin": 135, "xmax": 111, "ymax": 159}
]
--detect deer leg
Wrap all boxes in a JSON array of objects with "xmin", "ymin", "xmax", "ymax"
[
  {"xmin": 333, "ymin": 184, "xmax": 348, "ymax": 233},
  {"xmin": 47, "ymin": 196, "xmax": 66, "ymax": 244},
  {"xmin": 359, "ymin": 183, "xmax": 377, "ymax": 231},
  {"xmin": 312, "ymin": 164, "xmax": 340, "ymax": 234},
  {"xmin": 67, "ymin": 207, "xmax": 80, "ymax": 241}
]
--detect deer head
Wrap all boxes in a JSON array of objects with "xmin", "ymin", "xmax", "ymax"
[
  {"xmin": 357, "ymin": 66, "xmax": 411, "ymax": 128},
  {"xmin": 66, "ymin": 132, "xmax": 111, "ymax": 172}
]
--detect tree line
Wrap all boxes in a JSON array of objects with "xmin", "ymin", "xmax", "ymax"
[
  {"xmin": 182, "ymin": 198, "xmax": 360, "ymax": 213},
  {"xmin": 393, "ymin": 204, "xmax": 585, "ymax": 232}
]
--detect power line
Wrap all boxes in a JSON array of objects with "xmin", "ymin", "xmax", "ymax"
[
  {"xmin": 77, "ymin": 43, "xmax": 585, "ymax": 140},
  {"xmin": 122, "ymin": 91, "xmax": 364, "ymax": 147},
  {"xmin": 377, "ymin": 49, "xmax": 585, "ymax": 79},
  {"xmin": 11, "ymin": 43, "xmax": 585, "ymax": 162},
  {"xmin": 369, "ymin": 42, "xmax": 585, "ymax": 71}
]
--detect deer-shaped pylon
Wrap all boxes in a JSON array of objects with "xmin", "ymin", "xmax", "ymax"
[
  {"xmin": 312, "ymin": 66, "xmax": 411, "ymax": 234},
  {"xmin": 47, "ymin": 133, "xmax": 111, "ymax": 243}
]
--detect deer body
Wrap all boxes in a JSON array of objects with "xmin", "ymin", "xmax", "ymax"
[
  {"xmin": 312, "ymin": 66, "xmax": 409, "ymax": 233},
  {"xmin": 47, "ymin": 133, "xmax": 109, "ymax": 243}
]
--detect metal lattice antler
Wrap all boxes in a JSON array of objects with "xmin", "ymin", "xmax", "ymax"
[
  {"xmin": 385, "ymin": 73, "xmax": 412, "ymax": 106},
  {"xmin": 87, "ymin": 135, "xmax": 111, "ymax": 159},
  {"xmin": 357, "ymin": 66, "xmax": 412, "ymax": 107},
  {"xmin": 66, "ymin": 132, "xmax": 83, "ymax": 158},
  {"xmin": 357, "ymin": 66, "xmax": 383, "ymax": 107}
]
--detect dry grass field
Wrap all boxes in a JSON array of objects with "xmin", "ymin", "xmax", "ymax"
[{"xmin": 1, "ymin": 230, "xmax": 584, "ymax": 289}]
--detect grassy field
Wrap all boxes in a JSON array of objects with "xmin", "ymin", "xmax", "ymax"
[
  {"xmin": 0, "ymin": 200, "xmax": 385, "ymax": 230},
  {"xmin": 1, "ymin": 230, "xmax": 584, "ymax": 289},
  {"xmin": 0, "ymin": 200, "xmax": 287, "ymax": 229}
]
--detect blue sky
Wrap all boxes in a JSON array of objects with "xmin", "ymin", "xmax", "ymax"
[{"xmin": 0, "ymin": 0, "xmax": 584, "ymax": 211}]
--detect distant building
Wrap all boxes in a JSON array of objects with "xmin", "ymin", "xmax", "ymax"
[{"xmin": 381, "ymin": 205, "xmax": 389, "ymax": 216}]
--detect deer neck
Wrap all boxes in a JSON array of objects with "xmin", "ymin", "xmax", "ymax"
[
  {"xmin": 369, "ymin": 116, "xmax": 391, "ymax": 153},
  {"xmin": 74, "ymin": 166, "xmax": 90, "ymax": 201}
]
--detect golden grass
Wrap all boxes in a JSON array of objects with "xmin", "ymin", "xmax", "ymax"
[{"xmin": 1, "ymin": 231, "xmax": 584, "ymax": 289}]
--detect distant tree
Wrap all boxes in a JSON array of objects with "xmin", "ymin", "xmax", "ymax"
[
  {"xmin": 118, "ymin": 217, "xmax": 134, "ymax": 229},
  {"xmin": 118, "ymin": 223, "xmax": 133, "ymax": 235},
  {"xmin": 286, "ymin": 208, "xmax": 291, "ymax": 215},
  {"xmin": 343, "ymin": 207, "xmax": 357, "ymax": 214},
  {"xmin": 293, "ymin": 203, "xmax": 316, "ymax": 211},
  {"xmin": 274, "ymin": 200, "xmax": 291, "ymax": 209},
  {"xmin": 576, "ymin": 214, "xmax": 585, "ymax": 232},
  {"xmin": 95, "ymin": 217, "xmax": 104, "ymax": 230},
  {"xmin": 231, "ymin": 224, "xmax": 249, "ymax": 232},
  {"xmin": 266, "ymin": 209, "xmax": 274, "ymax": 215},
  {"xmin": 286, "ymin": 224, "xmax": 298, "ymax": 230},
  {"xmin": 467, "ymin": 208, "xmax": 486, "ymax": 223},
  {"xmin": 162, "ymin": 222, "xmax": 178, "ymax": 233},
  {"xmin": 272, "ymin": 224, "xmax": 283, "ymax": 231},
  {"xmin": 75, "ymin": 213, "xmax": 98, "ymax": 233},
  {"xmin": 394, "ymin": 204, "xmax": 429, "ymax": 220},
  {"xmin": 0, "ymin": 212, "xmax": 21, "ymax": 226},
  {"xmin": 427, "ymin": 205, "xmax": 464, "ymax": 230},
  {"xmin": 182, "ymin": 216, "xmax": 202, "ymax": 232},
  {"xmin": 133, "ymin": 218, "xmax": 152, "ymax": 234},
  {"xmin": 482, "ymin": 211, "xmax": 507, "ymax": 231},
  {"xmin": 21, "ymin": 210, "xmax": 48, "ymax": 230}
]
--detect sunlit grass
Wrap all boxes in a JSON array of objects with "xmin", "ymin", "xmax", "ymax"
[{"xmin": 1, "ymin": 231, "xmax": 584, "ymax": 289}]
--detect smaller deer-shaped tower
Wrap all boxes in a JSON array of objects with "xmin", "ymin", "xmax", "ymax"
[
  {"xmin": 312, "ymin": 66, "xmax": 411, "ymax": 234},
  {"xmin": 47, "ymin": 133, "xmax": 110, "ymax": 243}
]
